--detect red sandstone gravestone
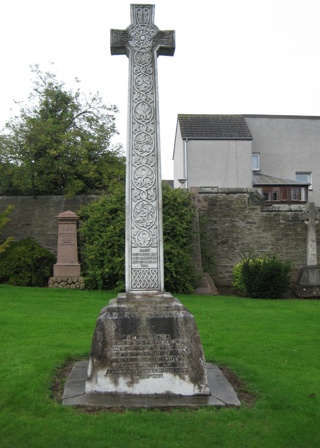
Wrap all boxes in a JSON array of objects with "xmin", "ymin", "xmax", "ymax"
[{"xmin": 48, "ymin": 210, "xmax": 85, "ymax": 289}]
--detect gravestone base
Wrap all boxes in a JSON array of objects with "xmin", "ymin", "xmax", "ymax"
[
  {"xmin": 293, "ymin": 266, "xmax": 320, "ymax": 298},
  {"xmin": 85, "ymin": 293, "xmax": 210, "ymax": 396},
  {"xmin": 63, "ymin": 361, "xmax": 240, "ymax": 408},
  {"xmin": 48, "ymin": 276, "xmax": 85, "ymax": 290}
]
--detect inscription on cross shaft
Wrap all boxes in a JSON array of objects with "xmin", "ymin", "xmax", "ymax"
[{"xmin": 111, "ymin": 5, "xmax": 175, "ymax": 293}]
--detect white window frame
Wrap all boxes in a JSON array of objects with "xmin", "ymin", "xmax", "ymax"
[
  {"xmin": 252, "ymin": 153, "xmax": 260, "ymax": 171},
  {"xmin": 296, "ymin": 172, "xmax": 312, "ymax": 190}
]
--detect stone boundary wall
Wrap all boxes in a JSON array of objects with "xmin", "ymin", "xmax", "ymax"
[
  {"xmin": 192, "ymin": 187, "xmax": 317, "ymax": 287},
  {"xmin": 0, "ymin": 195, "xmax": 99, "ymax": 254},
  {"xmin": 0, "ymin": 192, "xmax": 316, "ymax": 287}
]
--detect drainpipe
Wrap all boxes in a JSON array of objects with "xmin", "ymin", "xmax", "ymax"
[{"xmin": 183, "ymin": 138, "xmax": 188, "ymax": 189}]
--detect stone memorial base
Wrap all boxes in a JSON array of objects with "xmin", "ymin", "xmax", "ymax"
[
  {"xmin": 85, "ymin": 293, "xmax": 210, "ymax": 396},
  {"xmin": 48, "ymin": 276, "xmax": 85, "ymax": 289},
  {"xmin": 293, "ymin": 266, "xmax": 320, "ymax": 298},
  {"xmin": 63, "ymin": 361, "xmax": 240, "ymax": 408}
]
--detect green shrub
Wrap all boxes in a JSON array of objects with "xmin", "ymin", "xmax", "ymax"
[
  {"xmin": 0, "ymin": 237, "xmax": 56, "ymax": 286},
  {"xmin": 232, "ymin": 254, "xmax": 292, "ymax": 298},
  {"xmin": 0, "ymin": 205, "xmax": 14, "ymax": 254},
  {"xmin": 79, "ymin": 182, "xmax": 198, "ymax": 293},
  {"xmin": 232, "ymin": 260, "xmax": 246, "ymax": 295},
  {"xmin": 79, "ymin": 186, "xmax": 126, "ymax": 291},
  {"xmin": 162, "ymin": 182, "xmax": 198, "ymax": 293}
]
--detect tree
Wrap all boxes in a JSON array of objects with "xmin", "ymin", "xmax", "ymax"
[{"xmin": 0, "ymin": 65, "xmax": 125, "ymax": 197}]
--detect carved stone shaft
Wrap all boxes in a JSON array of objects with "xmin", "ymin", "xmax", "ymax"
[
  {"xmin": 301, "ymin": 202, "xmax": 319, "ymax": 266},
  {"xmin": 111, "ymin": 5, "xmax": 175, "ymax": 293}
]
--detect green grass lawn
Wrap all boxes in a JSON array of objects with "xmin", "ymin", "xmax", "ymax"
[{"xmin": 1, "ymin": 285, "xmax": 320, "ymax": 448}]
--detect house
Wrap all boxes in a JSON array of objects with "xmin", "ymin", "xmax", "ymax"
[
  {"xmin": 252, "ymin": 173, "xmax": 309, "ymax": 206},
  {"xmin": 173, "ymin": 114, "xmax": 319, "ymax": 204}
]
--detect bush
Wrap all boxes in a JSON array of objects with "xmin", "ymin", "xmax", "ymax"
[
  {"xmin": 162, "ymin": 182, "xmax": 198, "ymax": 293},
  {"xmin": 0, "ymin": 238, "xmax": 56, "ymax": 286},
  {"xmin": 79, "ymin": 186, "xmax": 126, "ymax": 291},
  {"xmin": 232, "ymin": 254, "xmax": 292, "ymax": 298},
  {"xmin": 232, "ymin": 261, "xmax": 246, "ymax": 295},
  {"xmin": 0, "ymin": 205, "xmax": 14, "ymax": 254},
  {"xmin": 79, "ymin": 183, "xmax": 198, "ymax": 293}
]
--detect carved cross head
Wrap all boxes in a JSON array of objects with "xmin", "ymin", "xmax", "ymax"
[{"xmin": 300, "ymin": 202, "xmax": 319, "ymax": 226}]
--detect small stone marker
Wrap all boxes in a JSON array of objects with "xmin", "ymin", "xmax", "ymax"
[
  {"xmin": 85, "ymin": 5, "xmax": 210, "ymax": 398},
  {"xmin": 48, "ymin": 210, "xmax": 84, "ymax": 289},
  {"xmin": 294, "ymin": 202, "xmax": 320, "ymax": 298}
]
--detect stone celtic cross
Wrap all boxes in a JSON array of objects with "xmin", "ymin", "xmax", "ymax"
[
  {"xmin": 111, "ymin": 5, "xmax": 175, "ymax": 293},
  {"xmin": 301, "ymin": 202, "xmax": 319, "ymax": 266}
]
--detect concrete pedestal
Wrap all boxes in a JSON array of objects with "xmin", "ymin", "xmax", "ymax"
[{"xmin": 85, "ymin": 293, "xmax": 210, "ymax": 396}]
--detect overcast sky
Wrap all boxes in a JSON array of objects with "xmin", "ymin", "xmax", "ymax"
[{"xmin": 1, "ymin": 0, "xmax": 320, "ymax": 179}]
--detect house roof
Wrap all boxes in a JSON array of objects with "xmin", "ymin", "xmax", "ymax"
[
  {"xmin": 244, "ymin": 114, "xmax": 320, "ymax": 120},
  {"xmin": 253, "ymin": 173, "xmax": 310, "ymax": 186},
  {"xmin": 178, "ymin": 114, "xmax": 253, "ymax": 140}
]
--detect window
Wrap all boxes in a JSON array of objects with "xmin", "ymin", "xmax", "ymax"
[
  {"xmin": 261, "ymin": 186, "xmax": 308, "ymax": 205},
  {"xmin": 296, "ymin": 172, "xmax": 312, "ymax": 190},
  {"xmin": 291, "ymin": 188, "xmax": 301, "ymax": 201},
  {"xmin": 252, "ymin": 153, "xmax": 260, "ymax": 171},
  {"xmin": 272, "ymin": 188, "xmax": 280, "ymax": 201},
  {"xmin": 263, "ymin": 191, "xmax": 270, "ymax": 201},
  {"xmin": 290, "ymin": 186, "xmax": 307, "ymax": 203}
]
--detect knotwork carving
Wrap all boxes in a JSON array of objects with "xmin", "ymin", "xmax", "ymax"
[
  {"xmin": 111, "ymin": 4, "xmax": 175, "ymax": 291},
  {"xmin": 132, "ymin": 268, "xmax": 158, "ymax": 289},
  {"xmin": 130, "ymin": 16, "xmax": 158, "ymax": 252}
]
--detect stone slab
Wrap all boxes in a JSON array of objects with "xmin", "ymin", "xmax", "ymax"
[{"xmin": 62, "ymin": 361, "xmax": 240, "ymax": 409}]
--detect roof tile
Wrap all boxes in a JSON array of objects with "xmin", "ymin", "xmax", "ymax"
[
  {"xmin": 178, "ymin": 114, "xmax": 253, "ymax": 140},
  {"xmin": 253, "ymin": 173, "xmax": 310, "ymax": 186}
]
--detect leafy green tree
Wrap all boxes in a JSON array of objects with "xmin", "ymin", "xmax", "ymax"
[
  {"xmin": 0, "ymin": 205, "xmax": 14, "ymax": 254},
  {"xmin": 0, "ymin": 65, "xmax": 125, "ymax": 197},
  {"xmin": 79, "ymin": 183, "xmax": 198, "ymax": 293}
]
